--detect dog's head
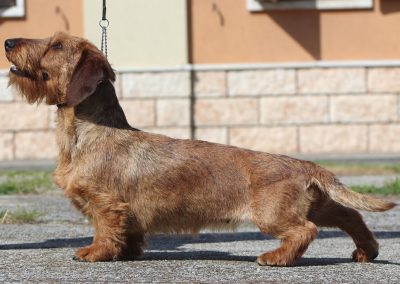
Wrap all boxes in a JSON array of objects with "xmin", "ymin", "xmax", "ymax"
[{"xmin": 4, "ymin": 32, "xmax": 115, "ymax": 106}]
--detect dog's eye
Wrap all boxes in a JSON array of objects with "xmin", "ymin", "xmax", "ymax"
[
  {"xmin": 52, "ymin": 42, "xmax": 62, "ymax": 50},
  {"xmin": 42, "ymin": 72, "xmax": 49, "ymax": 81}
]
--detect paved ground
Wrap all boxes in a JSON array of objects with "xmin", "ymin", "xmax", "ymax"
[{"xmin": 0, "ymin": 190, "xmax": 399, "ymax": 283}]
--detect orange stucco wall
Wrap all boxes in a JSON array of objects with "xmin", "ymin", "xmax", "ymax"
[
  {"xmin": 0, "ymin": 0, "xmax": 83, "ymax": 68},
  {"xmin": 2, "ymin": 0, "xmax": 400, "ymax": 68},
  {"xmin": 189, "ymin": 0, "xmax": 400, "ymax": 63}
]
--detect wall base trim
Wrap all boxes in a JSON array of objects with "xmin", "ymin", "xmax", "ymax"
[{"xmin": 3, "ymin": 60, "xmax": 400, "ymax": 75}]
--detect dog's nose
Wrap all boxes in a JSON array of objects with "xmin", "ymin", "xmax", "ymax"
[{"xmin": 5, "ymin": 39, "xmax": 16, "ymax": 52}]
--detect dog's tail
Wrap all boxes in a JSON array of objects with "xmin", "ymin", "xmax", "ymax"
[{"xmin": 311, "ymin": 165, "xmax": 397, "ymax": 212}]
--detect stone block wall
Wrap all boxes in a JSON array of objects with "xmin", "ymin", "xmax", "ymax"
[
  {"xmin": 194, "ymin": 67, "xmax": 400, "ymax": 155},
  {"xmin": 1, "ymin": 65, "xmax": 400, "ymax": 161}
]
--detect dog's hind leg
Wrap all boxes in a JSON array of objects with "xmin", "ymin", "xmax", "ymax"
[
  {"xmin": 256, "ymin": 218, "xmax": 318, "ymax": 266},
  {"xmin": 252, "ymin": 180, "xmax": 318, "ymax": 266},
  {"xmin": 310, "ymin": 200, "xmax": 379, "ymax": 262}
]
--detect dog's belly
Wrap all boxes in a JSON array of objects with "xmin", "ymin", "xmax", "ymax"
[
  {"xmin": 153, "ymin": 221, "xmax": 243, "ymax": 235},
  {"xmin": 137, "ymin": 203, "xmax": 252, "ymax": 235}
]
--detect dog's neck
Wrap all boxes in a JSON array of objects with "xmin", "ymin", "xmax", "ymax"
[
  {"xmin": 57, "ymin": 80, "xmax": 132, "ymax": 130},
  {"xmin": 55, "ymin": 80, "xmax": 135, "ymax": 164},
  {"xmin": 75, "ymin": 80, "xmax": 131, "ymax": 129}
]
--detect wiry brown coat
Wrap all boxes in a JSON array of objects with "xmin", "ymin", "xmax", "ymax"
[{"xmin": 5, "ymin": 32, "xmax": 396, "ymax": 265}]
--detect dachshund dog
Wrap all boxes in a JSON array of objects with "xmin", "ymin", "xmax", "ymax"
[{"xmin": 5, "ymin": 32, "xmax": 396, "ymax": 265}]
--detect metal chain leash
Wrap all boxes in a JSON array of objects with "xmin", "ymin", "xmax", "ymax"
[
  {"xmin": 100, "ymin": 21, "xmax": 108, "ymax": 58},
  {"xmin": 99, "ymin": 0, "xmax": 109, "ymax": 58}
]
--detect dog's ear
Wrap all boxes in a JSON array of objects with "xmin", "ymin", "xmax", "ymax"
[{"xmin": 66, "ymin": 49, "xmax": 115, "ymax": 107}]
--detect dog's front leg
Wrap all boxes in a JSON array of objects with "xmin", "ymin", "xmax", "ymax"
[{"xmin": 67, "ymin": 188, "xmax": 132, "ymax": 262}]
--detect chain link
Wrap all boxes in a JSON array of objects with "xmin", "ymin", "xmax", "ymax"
[
  {"xmin": 99, "ymin": 19, "xmax": 109, "ymax": 58},
  {"xmin": 101, "ymin": 25, "xmax": 108, "ymax": 58}
]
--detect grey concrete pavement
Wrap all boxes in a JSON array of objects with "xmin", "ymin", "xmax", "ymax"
[{"xmin": 0, "ymin": 192, "xmax": 399, "ymax": 283}]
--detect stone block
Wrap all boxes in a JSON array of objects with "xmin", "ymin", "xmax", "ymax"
[
  {"xmin": 261, "ymin": 96, "xmax": 328, "ymax": 124},
  {"xmin": 0, "ymin": 76, "xmax": 14, "ymax": 102},
  {"xmin": 194, "ymin": 71, "xmax": 226, "ymax": 97},
  {"xmin": 0, "ymin": 103, "xmax": 50, "ymax": 131},
  {"xmin": 122, "ymin": 71, "xmax": 190, "ymax": 98},
  {"xmin": 143, "ymin": 127, "xmax": 191, "ymax": 139},
  {"xmin": 195, "ymin": 127, "xmax": 228, "ymax": 144},
  {"xmin": 298, "ymin": 68, "xmax": 366, "ymax": 94},
  {"xmin": 368, "ymin": 68, "xmax": 400, "ymax": 93},
  {"xmin": 156, "ymin": 99, "xmax": 190, "ymax": 127},
  {"xmin": 369, "ymin": 124, "xmax": 400, "ymax": 152},
  {"xmin": 114, "ymin": 72, "xmax": 123, "ymax": 99},
  {"xmin": 300, "ymin": 125, "xmax": 367, "ymax": 154},
  {"xmin": 228, "ymin": 69, "xmax": 296, "ymax": 96},
  {"xmin": 15, "ymin": 131, "xmax": 57, "ymax": 159},
  {"xmin": 0, "ymin": 132, "xmax": 13, "ymax": 160},
  {"xmin": 229, "ymin": 126, "xmax": 297, "ymax": 153},
  {"xmin": 330, "ymin": 95, "xmax": 397, "ymax": 123},
  {"xmin": 195, "ymin": 98, "xmax": 258, "ymax": 126},
  {"xmin": 120, "ymin": 99, "xmax": 156, "ymax": 128}
]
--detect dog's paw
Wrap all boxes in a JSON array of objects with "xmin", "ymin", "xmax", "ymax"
[
  {"xmin": 257, "ymin": 252, "xmax": 291, "ymax": 267},
  {"xmin": 352, "ymin": 248, "xmax": 378, "ymax": 263},
  {"xmin": 72, "ymin": 255, "xmax": 88, "ymax": 262},
  {"xmin": 73, "ymin": 245, "xmax": 100, "ymax": 262},
  {"xmin": 73, "ymin": 244, "xmax": 120, "ymax": 262}
]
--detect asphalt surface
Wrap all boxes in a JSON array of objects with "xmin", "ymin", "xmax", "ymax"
[{"xmin": 0, "ymin": 190, "xmax": 398, "ymax": 283}]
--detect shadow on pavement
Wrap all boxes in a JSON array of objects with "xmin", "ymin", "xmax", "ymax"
[
  {"xmin": 0, "ymin": 237, "xmax": 92, "ymax": 250},
  {"xmin": 139, "ymin": 251, "xmax": 257, "ymax": 262},
  {"xmin": 0, "ymin": 230, "xmax": 399, "ymax": 266},
  {"xmin": 1, "ymin": 231, "xmax": 400, "ymax": 251},
  {"xmin": 147, "ymin": 230, "xmax": 400, "ymax": 250}
]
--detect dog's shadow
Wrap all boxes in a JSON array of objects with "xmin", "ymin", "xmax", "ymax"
[{"xmin": 0, "ymin": 231, "xmax": 399, "ymax": 266}]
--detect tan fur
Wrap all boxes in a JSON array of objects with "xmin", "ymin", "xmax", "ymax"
[{"xmin": 5, "ymin": 32, "xmax": 396, "ymax": 266}]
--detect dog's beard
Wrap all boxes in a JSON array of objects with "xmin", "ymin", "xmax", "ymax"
[{"xmin": 8, "ymin": 74, "xmax": 58, "ymax": 105}]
